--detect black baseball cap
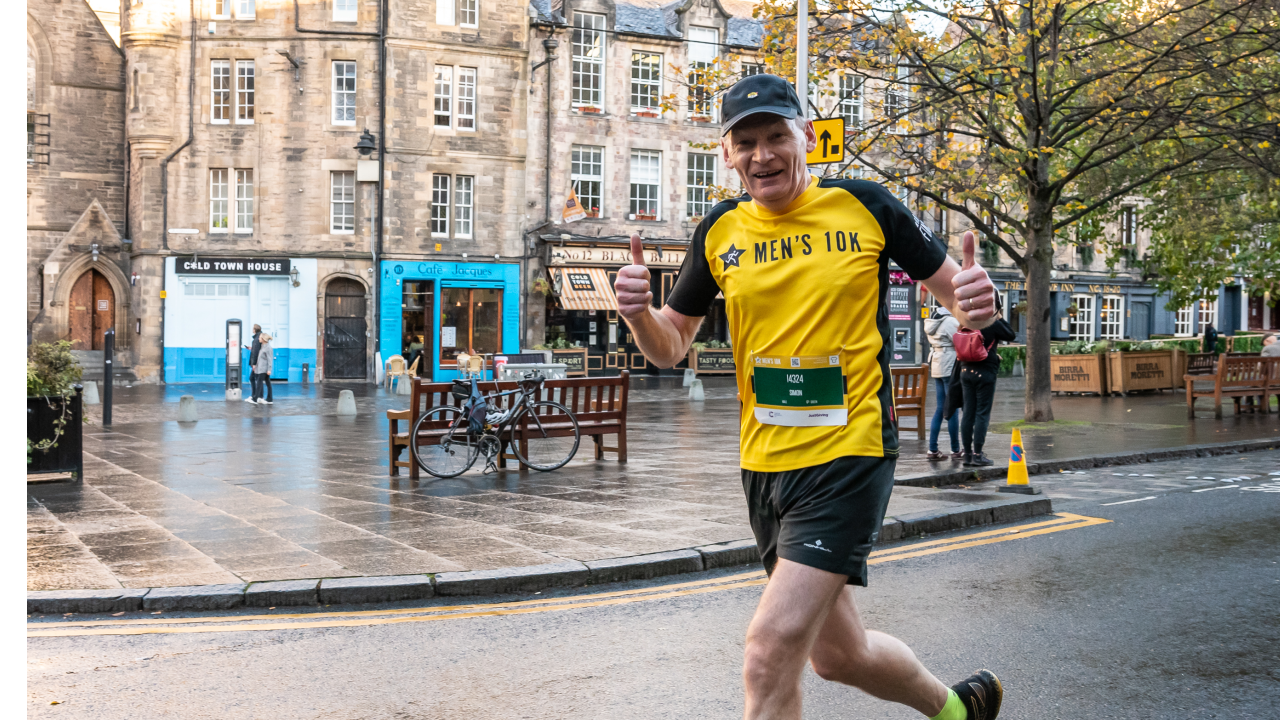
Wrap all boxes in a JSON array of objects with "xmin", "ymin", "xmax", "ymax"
[{"xmin": 720, "ymin": 74, "xmax": 804, "ymax": 136}]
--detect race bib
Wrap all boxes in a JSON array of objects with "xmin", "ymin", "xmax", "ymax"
[{"xmin": 751, "ymin": 353, "xmax": 847, "ymax": 426}]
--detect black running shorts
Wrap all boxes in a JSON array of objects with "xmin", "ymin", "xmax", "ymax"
[{"xmin": 742, "ymin": 455, "xmax": 896, "ymax": 586}]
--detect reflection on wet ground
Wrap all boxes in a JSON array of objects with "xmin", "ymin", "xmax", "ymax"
[{"xmin": 28, "ymin": 376, "xmax": 1278, "ymax": 591}]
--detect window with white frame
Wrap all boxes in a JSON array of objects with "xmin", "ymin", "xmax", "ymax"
[
  {"xmin": 884, "ymin": 63, "xmax": 909, "ymax": 130},
  {"xmin": 688, "ymin": 27, "xmax": 718, "ymax": 120},
  {"xmin": 741, "ymin": 63, "xmax": 763, "ymax": 77},
  {"xmin": 334, "ymin": 0, "xmax": 357, "ymax": 22},
  {"xmin": 454, "ymin": 175, "xmax": 473, "ymax": 238},
  {"xmin": 235, "ymin": 169, "xmax": 254, "ymax": 233},
  {"xmin": 571, "ymin": 13, "xmax": 605, "ymax": 109},
  {"xmin": 1069, "ymin": 294, "xmax": 1094, "ymax": 340},
  {"xmin": 571, "ymin": 145, "xmax": 603, "ymax": 218},
  {"xmin": 1099, "ymin": 295, "xmax": 1124, "ymax": 339},
  {"xmin": 1120, "ymin": 206, "xmax": 1137, "ymax": 245},
  {"xmin": 630, "ymin": 149, "xmax": 661, "ymax": 220},
  {"xmin": 330, "ymin": 171, "xmax": 355, "ymax": 234},
  {"xmin": 211, "ymin": 60, "xmax": 231, "ymax": 123},
  {"xmin": 236, "ymin": 0, "xmax": 255, "ymax": 19},
  {"xmin": 434, "ymin": 66, "xmax": 453, "ymax": 127},
  {"xmin": 687, "ymin": 153, "xmax": 716, "ymax": 220},
  {"xmin": 437, "ymin": 0, "xmax": 454, "ymax": 26},
  {"xmin": 458, "ymin": 0, "xmax": 478, "ymax": 27},
  {"xmin": 630, "ymin": 52, "xmax": 661, "ymax": 114},
  {"xmin": 213, "ymin": 0, "xmax": 230, "ymax": 19},
  {"xmin": 456, "ymin": 67, "xmax": 476, "ymax": 130},
  {"xmin": 210, "ymin": 169, "xmax": 229, "ymax": 232},
  {"xmin": 1175, "ymin": 304, "xmax": 1196, "ymax": 336},
  {"xmin": 1199, "ymin": 298, "xmax": 1218, "ymax": 333},
  {"xmin": 431, "ymin": 174, "xmax": 450, "ymax": 236},
  {"xmin": 838, "ymin": 74, "xmax": 861, "ymax": 128},
  {"xmin": 332, "ymin": 61, "xmax": 356, "ymax": 125},
  {"xmin": 235, "ymin": 60, "xmax": 254, "ymax": 123}
]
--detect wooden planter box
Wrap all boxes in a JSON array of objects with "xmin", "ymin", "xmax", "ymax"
[
  {"xmin": 635, "ymin": 213, "xmax": 657, "ymax": 222},
  {"xmin": 27, "ymin": 387, "xmax": 84, "ymax": 480},
  {"xmin": 689, "ymin": 347, "xmax": 735, "ymax": 375},
  {"xmin": 1107, "ymin": 350, "xmax": 1176, "ymax": 394},
  {"xmin": 633, "ymin": 110, "xmax": 659, "ymax": 118},
  {"xmin": 578, "ymin": 106, "xmax": 603, "ymax": 115},
  {"xmin": 551, "ymin": 348, "xmax": 588, "ymax": 377},
  {"xmin": 1050, "ymin": 353, "xmax": 1107, "ymax": 395}
]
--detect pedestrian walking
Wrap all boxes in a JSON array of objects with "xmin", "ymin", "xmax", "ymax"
[
  {"xmin": 1202, "ymin": 323, "xmax": 1218, "ymax": 354},
  {"xmin": 615, "ymin": 74, "xmax": 1003, "ymax": 720},
  {"xmin": 244, "ymin": 324, "xmax": 262, "ymax": 405},
  {"xmin": 251, "ymin": 333, "xmax": 274, "ymax": 405},
  {"xmin": 924, "ymin": 306, "xmax": 962, "ymax": 460},
  {"xmin": 949, "ymin": 298, "xmax": 1016, "ymax": 467}
]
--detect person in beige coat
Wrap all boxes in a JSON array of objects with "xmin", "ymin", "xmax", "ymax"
[{"xmin": 251, "ymin": 333, "xmax": 274, "ymax": 405}]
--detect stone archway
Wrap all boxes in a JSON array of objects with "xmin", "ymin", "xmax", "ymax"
[{"xmin": 323, "ymin": 276, "xmax": 369, "ymax": 379}]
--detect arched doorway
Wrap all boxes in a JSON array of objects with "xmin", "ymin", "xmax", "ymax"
[
  {"xmin": 68, "ymin": 269, "xmax": 114, "ymax": 350},
  {"xmin": 324, "ymin": 278, "xmax": 367, "ymax": 379}
]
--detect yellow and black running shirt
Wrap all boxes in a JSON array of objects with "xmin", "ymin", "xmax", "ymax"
[{"xmin": 667, "ymin": 176, "xmax": 949, "ymax": 472}]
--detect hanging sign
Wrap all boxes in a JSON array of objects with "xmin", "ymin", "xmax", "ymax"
[{"xmin": 562, "ymin": 185, "xmax": 588, "ymax": 224}]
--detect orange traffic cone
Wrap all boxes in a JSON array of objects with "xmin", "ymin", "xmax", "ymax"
[{"xmin": 998, "ymin": 428, "xmax": 1041, "ymax": 495}]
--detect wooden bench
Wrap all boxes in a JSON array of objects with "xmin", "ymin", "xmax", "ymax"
[
  {"xmin": 890, "ymin": 363, "xmax": 929, "ymax": 435},
  {"xmin": 1185, "ymin": 354, "xmax": 1280, "ymax": 418},
  {"xmin": 389, "ymin": 371, "xmax": 630, "ymax": 478}
]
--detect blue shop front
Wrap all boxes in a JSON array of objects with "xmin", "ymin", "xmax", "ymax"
[{"xmin": 379, "ymin": 260, "xmax": 521, "ymax": 381}]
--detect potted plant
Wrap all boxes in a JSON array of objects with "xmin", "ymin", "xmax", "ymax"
[
  {"xmin": 543, "ymin": 337, "xmax": 588, "ymax": 376},
  {"xmin": 690, "ymin": 115, "xmax": 713, "ymax": 123},
  {"xmin": 1048, "ymin": 340, "xmax": 1107, "ymax": 394},
  {"xmin": 578, "ymin": 106, "xmax": 603, "ymax": 115},
  {"xmin": 1106, "ymin": 339, "xmax": 1177, "ymax": 395},
  {"xmin": 27, "ymin": 341, "xmax": 85, "ymax": 478},
  {"xmin": 634, "ymin": 109, "xmax": 659, "ymax": 119},
  {"xmin": 585, "ymin": 207, "xmax": 600, "ymax": 218},
  {"xmin": 636, "ymin": 212, "xmax": 657, "ymax": 221},
  {"xmin": 530, "ymin": 276, "xmax": 553, "ymax": 297},
  {"xmin": 1065, "ymin": 302, "xmax": 1079, "ymax": 318}
]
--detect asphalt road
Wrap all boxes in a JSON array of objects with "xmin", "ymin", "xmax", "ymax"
[{"xmin": 27, "ymin": 455, "xmax": 1280, "ymax": 719}]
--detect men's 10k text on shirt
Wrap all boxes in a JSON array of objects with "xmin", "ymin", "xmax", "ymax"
[{"xmin": 667, "ymin": 176, "xmax": 949, "ymax": 472}]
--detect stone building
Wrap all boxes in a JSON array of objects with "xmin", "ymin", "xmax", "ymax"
[{"xmin": 26, "ymin": 0, "xmax": 129, "ymax": 380}]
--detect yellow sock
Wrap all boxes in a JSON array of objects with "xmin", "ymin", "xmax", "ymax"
[{"xmin": 929, "ymin": 688, "xmax": 966, "ymax": 720}]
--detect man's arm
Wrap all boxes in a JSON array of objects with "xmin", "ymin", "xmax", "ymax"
[
  {"xmin": 921, "ymin": 231, "xmax": 997, "ymax": 329},
  {"xmin": 615, "ymin": 234, "xmax": 704, "ymax": 367}
]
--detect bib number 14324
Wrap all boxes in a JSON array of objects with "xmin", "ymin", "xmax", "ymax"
[{"xmin": 750, "ymin": 353, "xmax": 847, "ymax": 427}]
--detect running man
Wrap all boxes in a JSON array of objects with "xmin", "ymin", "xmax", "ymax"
[{"xmin": 614, "ymin": 74, "xmax": 1003, "ymax": 720}]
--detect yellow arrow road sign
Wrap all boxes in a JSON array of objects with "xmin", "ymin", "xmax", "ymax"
[{"xmin": 806, "ymin": 117, "xmax": 845, "ymax": 164}]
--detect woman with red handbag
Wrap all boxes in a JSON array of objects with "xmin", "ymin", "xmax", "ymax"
[{"xmin": 950, "ymin": 296, "xmax": 1016, "ymax": 466}]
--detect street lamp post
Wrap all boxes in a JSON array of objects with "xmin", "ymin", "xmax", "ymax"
[{"xmin": 355, "ymin": 128, "xmax": 380, "ymax": 382}]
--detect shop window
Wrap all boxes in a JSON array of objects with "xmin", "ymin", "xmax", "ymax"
[
  {"xmin": 334, "ymin": 0, "xmax": 357, "ymax": 22},
  {"xmin": 687, "ymin": 27, "xmax": 718, "ymax": 120},
  {"xmin": 630, "ymin": 149, "xmax": 661, "ymax": 221},
  {"xmin": 1099, "ymin": 295, "xmax": 1124, "ymax": 339},
  {"xmin": 330, "ymin": 171, "xmax": 355, "ymax": 234},
  {"xmin": 333, "ymin": 61, "xmax": 356, "ymax": 126},
  {"xmin": 456, "ymin": 67, "xmax": 476, "ymax": 131},
  {"xmin": 439, "ymin": 287, "xmax": 503, "ymax": 367},
  {"xmin": 571, "ymin": 145, "xmax": 603, "ymax": 218},
  {"xmin": 401, "ymin": 281, "xmax": 433, "ymax": 374},
  {"xmin": 434, "ymin": 65, "xmax": 452, "ymax": 126},
  {"xmin": 571, "ymin": 13, "xmax": 605, "ymax": 109},
  {"xmin": 1175, "ymin": 304, "xmax": 1195, "ymax": 336},
  {"xmin": 630, "ymin": 52, "xmax": 661, "ymax": 115},
  {"xmin": 838, "ymin": 74, "xmax": 862, "ymax": 128},
  {"xmin": 211, "ymin": 60, "xmax": 231, "ymax": 123},
  {"xmin": 686, "ymin": 152, "xmax": 716, "ymax": 220},
  {"xmin": 236, "ymin": 60, "xmax": 254, "ymax": 124},
  {"xmin": 1069, "ymin": 294, "xmax": 1094, "ymax": 341},
  {"xmin": 1199, "ymin": 298, "xmax": 1217, "ymax": 332}
]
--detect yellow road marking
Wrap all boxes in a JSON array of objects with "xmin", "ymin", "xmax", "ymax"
[{"xmin": 28, "ymin": 513, "xmax": 1108, "ymax": 638}]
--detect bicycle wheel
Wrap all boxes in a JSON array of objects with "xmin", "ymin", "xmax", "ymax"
[
  {"xmin": 411, "ymin": 406, "xmax": 478, "ymax": 478},
  {"xmin": 510, "ymin": 401, "xmax": 580, "ymax": 471}
]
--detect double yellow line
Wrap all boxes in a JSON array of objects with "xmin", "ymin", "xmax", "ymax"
[{"xmin": 27, "ymin": 513, "xmax": 1106, "ymax": 638}]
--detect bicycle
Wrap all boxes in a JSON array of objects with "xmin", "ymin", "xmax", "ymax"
[{"xmin": 410, "ymin": 372, "xmax": 581, "ymax": 478}]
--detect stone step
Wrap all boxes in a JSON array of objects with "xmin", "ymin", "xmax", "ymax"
[{"xmin": 70, "ymin": 350, "xmax": 136, "ymax": 384}]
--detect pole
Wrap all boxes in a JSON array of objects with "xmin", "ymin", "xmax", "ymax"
[
  {"xmin": 103, "ymin": 329, "xmax": 115, "ymax": 426},
  {"xmin": 797, "ymin": 0, "xmax": 808, "ymax": 118}
]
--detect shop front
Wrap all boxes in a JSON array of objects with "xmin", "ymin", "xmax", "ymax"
[
  {"xmin": 163, "ymin": 256, "xmax": 317, "ymax": 383},
  {"xmin": 378, "ymin": 260, "xmax": 521, "ymax": 381},
  {"xmin": 1047, "ymin": 278, "xmax": 1159, "ymax": 341},
  {"xmin": 545, "ymin": 240, "xmax": 730, "ymax": 375}
]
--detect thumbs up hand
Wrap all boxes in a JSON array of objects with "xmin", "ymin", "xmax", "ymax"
[
  {"xmin": 951, "ymin": 231, "xmax": 997, "ymax": 324},
  {"xmin": 615, "ymin": 233, "xmax": 653, "ymax": 321}
]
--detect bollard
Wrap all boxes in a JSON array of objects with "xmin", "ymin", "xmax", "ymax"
[
  {"xmin": 683, "ymin": 368, "xmax": 697, "ymax": 387},
  {"xmin": 396, "ymin": 376, "xmax": 413, "ymax": 395},
  {"xmin": 302, "ymin": 363, "xmax": 310, "ymax": 385},
  {"xmin": 998, "ymin": 428, "xmax": 1040, "ymax": 494},
  {"xmin": 178, "ymin": 395, "xmax": 198, "ymax": 423},
  {"xmin": 336, "ymin": 389, "xmax": 358, "ymax": 416},
  {"xmin": 1012, "ymin": 358, "xmax": 1024, "ymax": 377},
  {"xmin": 688, "ymin": 378, "xmax": 705, "ymax": 401},
  {"xmin": 82, "ymin": 381, "xmax": 101, "ymax": 405},
  {"xmin": 102, "ymin": 328, "xmax": 114, "ymax": 426}
]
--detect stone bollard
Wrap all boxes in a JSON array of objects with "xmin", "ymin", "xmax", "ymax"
[
  {"xmin": 396, "ymin": 376, "xmax": 413, "ymax": 396},
  {"xmin": 178, "ymin": 395, "xmax": 198, "ymax": 422},
  {"xmin": 683, "ymin": 368, "xmax": 697, "ymax": 387},
  {"xmin": 82, "ymin": 381, "xmax": 101, "ymax": 405},
  {"xmin": 336, "ymin": 389, "xmax": 357, "ymax": 416},
  {"xmin": 1012, "ymin": 358, "xmax": 1025, "ymax": 377},
  {"xmin": 688, "ymin": 378, "xmax": 705, "ymax": 401}
]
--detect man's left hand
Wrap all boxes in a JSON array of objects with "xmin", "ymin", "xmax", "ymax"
[{"xmin": 952, "ymin": 231, "xmax": 997, "ymax": 325}]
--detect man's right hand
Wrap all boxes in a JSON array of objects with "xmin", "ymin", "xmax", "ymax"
[{"xmin": 615, "ymin": 233, "xmax": 653, "ymax": 321}]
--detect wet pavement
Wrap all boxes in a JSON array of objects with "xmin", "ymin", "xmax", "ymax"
[
  {"xmin": 25, "ymin": 452, "xmax": 1280, "ymax": 719},
  {"xmin": 27, "ymin": 376, "xmax": 1279, "ymax": 591}
]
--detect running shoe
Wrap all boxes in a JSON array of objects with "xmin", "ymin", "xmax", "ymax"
[
  {"xmin": 244, "ymin": 398, "xmax": 257, "ymax": 404},
  {"xmin": 260, "ymin": 400, "xmax": 273, "ymax": 405},
  {"xmin": 950, "ymin": 451, "xmax": 965, "ymax": 460},
  {"xmin": 951, "ymin": 669, "xmax": 1002, "ymax": 720},
  {"xmin": 926, "ymin": 451, "xmax": 947, "ymax": 460}
]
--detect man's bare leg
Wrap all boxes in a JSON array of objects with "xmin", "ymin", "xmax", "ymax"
[{"xmin": 808, "ymin": 584, "xmax": 949, "ymax": 715}]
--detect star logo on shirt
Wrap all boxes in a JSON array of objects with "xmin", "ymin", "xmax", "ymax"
[{"xmin": 719, "ymin": 244, "xmax": 745, "ymax": 269}]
